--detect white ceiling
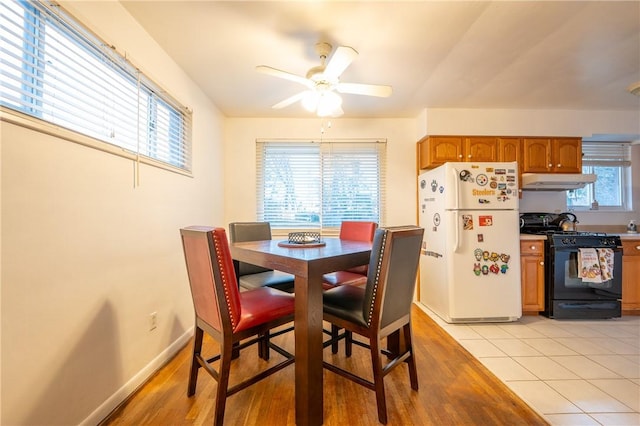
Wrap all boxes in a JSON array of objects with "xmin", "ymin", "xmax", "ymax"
[{"xmin": 120, "ymin": 1, "xmax": 640, "ymax": 120}]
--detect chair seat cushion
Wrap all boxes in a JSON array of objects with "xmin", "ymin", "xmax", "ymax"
[
  {"xmin": 239, "ymin": 270, "xmax": 295, "ymax": 292},
  {"xmin": 236, "ymin": 287, "xmax": 295, "ymax": 332},
  {"xmin": 322, "ymin": 270, "xmax": 367, "ymax": 287},
  {"xmin": 323, "ymin": 284, "xmax": 367, "ymax": 327}
]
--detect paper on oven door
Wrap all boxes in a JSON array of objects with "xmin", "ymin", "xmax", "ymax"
[{"xmin": 578, "ymin": 248, "xmax": 602, "ymax": 283}]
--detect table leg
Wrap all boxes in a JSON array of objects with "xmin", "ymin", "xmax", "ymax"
[{"xmin": 294, "ymin": 275, "xmax": 324, "ymax": 426}]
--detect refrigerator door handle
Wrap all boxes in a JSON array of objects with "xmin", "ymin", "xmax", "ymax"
[
  {"xmin": 451, "ymin": 167, "xmax": 460, "ymax": 210},
  {"xmin": 453, "ymin": 211, "xmax": 461, "ymax": 253}
]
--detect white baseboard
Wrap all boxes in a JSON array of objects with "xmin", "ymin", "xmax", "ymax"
[{"xmin": 80, "ymin": 328, "xmax": 193, "ymax": 426}]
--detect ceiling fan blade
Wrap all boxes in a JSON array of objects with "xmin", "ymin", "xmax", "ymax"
[
  {"xmin": 256, "ymin": 65, "xmax": 312, "ymax": 87},
  {"xmin": 337, "ymin": 82, "xmax": 393, "ymax": 97},
  {"xmin": 323, "ymin": 46, "xmax": 358, "ymax": 80},
  {"xmin": 272, "ymin": 91, "xmax": 306, "ymax": 109}
]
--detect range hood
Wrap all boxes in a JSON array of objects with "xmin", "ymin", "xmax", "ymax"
[{"xmin": 521, "ymin": 173, "xmax": 596, "ymax": 191}]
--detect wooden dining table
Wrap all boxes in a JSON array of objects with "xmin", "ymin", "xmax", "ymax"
[{"xmin": 230, "ymin": 237, "xmax": 372, "ymax": 426}]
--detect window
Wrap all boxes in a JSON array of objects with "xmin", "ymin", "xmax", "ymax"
[
  {"xmin": 0, "ymin": 0, "xmax": 191, "ymax": 171},
  {"xmin": 567, "ymin": 142, "xmax": 631, "ymax": 211},
  {"xmin": 256, "ymin": 140, "xmax": 386, "ymax": 231}
]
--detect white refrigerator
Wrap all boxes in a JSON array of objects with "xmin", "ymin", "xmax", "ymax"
[{"xmin": 418, "ymin": 162, "xmax": 522, "ymax": 323}]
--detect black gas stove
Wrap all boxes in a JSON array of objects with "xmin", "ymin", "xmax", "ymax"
[{"xmin": 520, "ymin": 212, "xmax": 622, "ymax": 319}]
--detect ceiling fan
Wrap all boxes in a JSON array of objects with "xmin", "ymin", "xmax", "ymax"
[{"xmin": 256, "ymin": 42, "xmax": 392, "ymax": 117}]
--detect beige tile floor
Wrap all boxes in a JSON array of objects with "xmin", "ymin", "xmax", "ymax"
[{"xmin": 417, "ymin": 304, "xmax": 640, "ymax": 426}]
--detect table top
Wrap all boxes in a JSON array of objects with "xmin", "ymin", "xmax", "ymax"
[
  {"xmin": 230, "ymin": 237, "xmax": 372, "ymax": 278},
  {"xmin": 232, "ymin": 237, "xmax": 371, "ymax": 260}
]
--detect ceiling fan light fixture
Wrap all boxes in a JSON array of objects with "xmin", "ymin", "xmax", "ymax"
[
  {"xmin": 316, "ymin": 91, "xmax": 342, "ymax": 117},
  {"xmin": 301, "ymin": 90, "xmax": 319, "ymax": 112}
]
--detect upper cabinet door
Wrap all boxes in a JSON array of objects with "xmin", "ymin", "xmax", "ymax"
[
  {"xmin": 552, "ymin": 138, "xmax": 581, "ymax": 173},
  {"xmin": 464, "ymin": 137, "xmax": 498, "ymax": 162},
  {"xmin": 419, "ymin": 136, "xmax": 464, "ymax": 168},
  {"xmin": 498, "ymin": 138, "xmax": 521, "ymax": 164},
  {"xmin": 522, "ymin": 138, "xmax": 552, "ymax": 172}
]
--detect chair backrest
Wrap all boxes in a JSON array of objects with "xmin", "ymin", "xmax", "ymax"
[
  {"xmin": 339, "ymin": 221, "xmax": 378, "ymax": 241},
  {"xmin": 228, "ymin": 222, "xmax": 273, "ymax": 276},
  {"xmin": 339, "ymin": 221, "xmax": 378, "ymax": 275},
  {"xmin": 362, "ymin": 226, "xmax": 424, "ymax": 329},
  {"xmin": 181, "ymin": 226, "xmax": 242, "ymax": 332}
]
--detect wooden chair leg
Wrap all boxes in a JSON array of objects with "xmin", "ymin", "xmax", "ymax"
[
  {"xmin": 214, "ymin": 340, "xmax": 234, "ymax": 426},
  {"xmin": 370, "ymin": 337, "xmax": 388, "ymax": 424},
  {"xmin": 187, "ymin": 327, "xmax": 204, "ymax": 397},
  {"xmin": 403, "ymin": 323, "xmax": 419, "ymax": 390},
  {"xmin": 345, "ymin": 330, "xmax": 353, "ymax": 357},
  {"xmin": 331, "ymin": 325, "xmax": 340, "ymax": 354},
  {"xmin": 259, "ymin": 331, "xmax": 270, "ymax": 360},
  {"xmin": 232, "ymin": 341, "xmax": 240, "ymax": 359}
]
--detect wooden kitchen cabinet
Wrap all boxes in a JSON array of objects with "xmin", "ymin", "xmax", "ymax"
[
  {"xmin": 418, "ymin": 136, "xmax": 463, "ymax": 168},
  {"xmin": 498, "ymin": 137, "xmax": 520, "ymax": 164},
  {"xmin": 622, "ymin": 239, "xmax": 640, "ymax": 314},
  {"xmin": 465, "ymin": 137, "xmax": 498, "ymax": 162},
  {"xmin": 520, "ymin": 240, "xmax": 545, "ymax": 314},
  {"xmin": 521, "ymin": 137, "xmax": 582, "ymax": 173},
  {"xmin": 418, "ymin": 136, "xmax": 497, "ymax": 169}
]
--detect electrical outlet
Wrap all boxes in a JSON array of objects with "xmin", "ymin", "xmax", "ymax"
[{"xmin": 149, "ymin": 312, "xmax": 157, "ymax": 331}]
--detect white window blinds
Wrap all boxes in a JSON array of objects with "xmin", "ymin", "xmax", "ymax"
[
  {"xmin": 256, "ymin": 140, "xmax": 386, "ymax": 231},
  {"xmin": 1, "ymin": 0, "xmax": 192, "ymax": 171},
  {"xmin": 581, "ymin": 142, "xmax": 631, "ymax": 166}
]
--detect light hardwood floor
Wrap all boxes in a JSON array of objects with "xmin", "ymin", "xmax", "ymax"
[{"xmin": 100, "ymin": 305, "xmax": 548, "ymax": 425}]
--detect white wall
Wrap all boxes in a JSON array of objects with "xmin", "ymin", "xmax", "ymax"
[
  {"xmin": 224, "ymin": 117, "xmax": 420, "ymax": 232},
  {"xmin": 0, "ymin": 1, "xmax": 224, "ymax": 425},
  {"xmin": 423, "ymin": 108, "xmax": 640, "ymax": 225}
]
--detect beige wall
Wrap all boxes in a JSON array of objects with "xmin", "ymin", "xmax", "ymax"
[{"xmin": 0, "ymin": 1, "xmax": 224, "ymax": 424}]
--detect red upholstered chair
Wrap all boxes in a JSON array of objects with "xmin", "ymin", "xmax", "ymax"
[
  {"xmin": 322, "ymin": 221, "xmax": 378, "ymax": 287},
  {"xmin": 180, "ymin": 226, "xmax": 295, "ymax": 426},
  {"xmin": 322, "ymin": 226, "xmax": 424, "ymax": 424}
]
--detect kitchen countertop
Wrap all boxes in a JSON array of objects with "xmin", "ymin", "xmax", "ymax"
[
  {"xmin": 520, "ymin": 234, "xmax": 546, "ymax": 240},
  {"xmin": 618, "ymin": 233, "xmax": 640, "ymax": 240},
  {"xmin": 519, "ymin": 233, "xmax": 639, "ymax": 240}
]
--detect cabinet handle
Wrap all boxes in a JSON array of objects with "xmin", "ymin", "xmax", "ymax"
[
  {"xmin": 467, "ymin": 154, "xmax": 472, "ymax": 159},
  {"xmin": 539, "ymin": 261, "xmax": 544, "ymax": 266},
  {"xmin": 557, "ymin": 164, "xmax": 562, "ymax": 168},
  {"xmin": 530, "ymin": 245, "xmax": 537, "ymax": 250},
  {"xmin": 548, "ymin": 163, "xmax": 553, "ymax": 168},
  {"xmin": 636, "ymin": 245, "xmax": 640, "ymax": 250},
  {"xmin": 458, "ymin": 154, "xmax": 463, "ymax": 159}
]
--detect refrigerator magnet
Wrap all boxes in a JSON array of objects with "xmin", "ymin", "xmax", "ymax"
[
  {"xmin": 479, "ymin": 216, "xmax": 493, "ymax": 226},
  {"xmin": 462, "ymin": 214, "xmax": 473, "ymax": 230}
]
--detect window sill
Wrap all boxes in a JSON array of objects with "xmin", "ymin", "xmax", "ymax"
[{"xmin": 1, "ymin": 107, "xmax": 192, "ymax": 178}]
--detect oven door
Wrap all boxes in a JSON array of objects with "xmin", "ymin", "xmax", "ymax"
[{"xmin": 548, "ymin": 247, "xmax": 622, "ymax": 319}]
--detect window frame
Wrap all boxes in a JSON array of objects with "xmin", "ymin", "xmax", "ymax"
[
  {"xmin": 566, "ymin": 142, "xmax": 632, "ymax": 212},
  {"xmin": 256, "ymin": 139, "xmax": 387, "ymax": 233},
  {"xmin": 0, "ymin": 0, "xmax": 192, "ymax": 175}
]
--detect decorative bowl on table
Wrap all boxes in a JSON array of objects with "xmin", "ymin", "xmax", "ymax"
[{"xmin": 287, "ymin": 232, "xmax": 322, "ymax": 244}]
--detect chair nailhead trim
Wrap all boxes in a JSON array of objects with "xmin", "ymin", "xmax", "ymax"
[
  {"xmin": 367, "ymin": 230, "xmax": 387, "ymax": 327},
  {"xmin": 213, "ymin": 232, "xmax": 237, "ymax": 328}
]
